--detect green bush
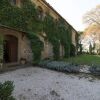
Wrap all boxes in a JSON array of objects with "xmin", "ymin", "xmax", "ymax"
[
  {"xmin": 39, "ymin": 60, "xmax": 80, "ymax": 73},
  {"xmin": 89, "ymin": 65, "xmax": 100, "ymax": 75},
  {"xmin": 0, "ymin": 81, "xmax": 15, "ymax": 100},
  {"xmin": 39, "ymin": 60, "xmax": 51, "ymax": 66}
]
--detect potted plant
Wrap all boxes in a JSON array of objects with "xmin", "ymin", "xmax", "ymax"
[{"xmin": 20, "ymin": 58, "xmax": 26, "ymax": 65}]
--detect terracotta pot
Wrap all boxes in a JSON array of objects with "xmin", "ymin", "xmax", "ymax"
[{"xmin": 20, "ymin": 58, "xmax": 26, "ymax": 65}]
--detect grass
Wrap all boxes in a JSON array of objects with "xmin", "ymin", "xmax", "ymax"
[{"xmin": 64, "ymin": 54, "xmax": 100, "ymax": 66}]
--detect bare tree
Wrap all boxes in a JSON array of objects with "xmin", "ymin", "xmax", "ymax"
[
  {"xmin": 83, "ymin": 5, "xmax": 100, "ymax": 26},
  {"xmin": 83, "ymin": 5, "xmax": 100, "ymax": 55}
]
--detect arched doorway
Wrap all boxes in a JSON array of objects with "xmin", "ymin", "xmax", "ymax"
[{"xmin": 3, "ymin": 35, "xmax": 18, "ymax": 63}]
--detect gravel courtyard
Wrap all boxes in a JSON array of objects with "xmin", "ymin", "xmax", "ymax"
[{"xmin": 0, "ymin": 67, "xmax": 100, "ymax": 100}]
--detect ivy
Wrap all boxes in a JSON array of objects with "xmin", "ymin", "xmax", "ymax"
[
  {"xmin": 43, "ymin": 15, "xmax": 74, "ymax": 59},
  {"xmin": 57, "ymin": 20, "xmax": 72, "ymax": 58},
  {"xmin": 0, "ymin": 0, "xmax": 76, "ymax": 63},
  {"xmin": 52, "ymin": 38, "xmax": 60, "ymax": 60},
  {"xmin": 0, "ymin": 0, "xmax": 44, "ymax": 64},
  {"xmin": 70, "ymin": 44, "xmax": 76, "ymax": 56},
  {"xmin": 43, "ymin": 15, "xmax": 60, "ymax": 59},
  {"xmin": 26, "ymin": 32, "xmax": 44, "ymax": 64},
  {"xmin": 21, "ymin": 0, "xmax": 43, "ymax": 32}
]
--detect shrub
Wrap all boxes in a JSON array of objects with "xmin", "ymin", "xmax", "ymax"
[
  {"xmin": 0, "ymin": 81, "xmax": 15, "ymax": 100},
  {"xmin": 89, "ymin": 65, "xmax": 100, "ymax": 75},
  {"xmin": 39, "ymin": 60, "xmax": 80, "ymax": 73},
  {"xmin": 38, "ymin": 60, "xmax": 51, "ymax": 67}
]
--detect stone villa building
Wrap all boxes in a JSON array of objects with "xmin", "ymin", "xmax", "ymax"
[{"xmin": 0, "ymin": 0, "xmax": 78, "ymax": 66}]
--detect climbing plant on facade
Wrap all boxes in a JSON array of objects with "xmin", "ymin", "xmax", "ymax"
[
  {"xmin": 26, "ymin": 32, "xmax": 44, "ymax": 64},
  {"xmin": 43, "ymin": 15, "xmax": 73, "ymax": 59},
  {"xmin": 43, "ymin": 14, "xmax": 60, "ymax": 59},
  {"xmin": 0, "ymin": 0, "xmax": 43, "ymax": 32},
  {"xmin": 0, "ymin": 0, "xmax": 44, "ymax": 63},
  {"xmin": 57, "ymin": 19, "xmax": 72, "ymax": 58},
  {"xmin": 21, "ymin": 0, "xmax": 43, "ymax": 32},
  {"xmin": 0, "ymin": 0, "xmax": 75, "ymax": 62}
]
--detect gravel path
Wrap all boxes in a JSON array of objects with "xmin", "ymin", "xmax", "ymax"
[{"xmin": 0, "ymin": 67, "xmax": 100, "ymax": 100}]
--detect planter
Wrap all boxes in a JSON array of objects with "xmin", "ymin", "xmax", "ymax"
[{"xmin": 20, "ymin": 58, "xmax": 26, "ymax": 65}]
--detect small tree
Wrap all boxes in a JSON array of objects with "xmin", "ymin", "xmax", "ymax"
[
  {"xmin": 97, "ymin": 48, "xmax": 100, "ymax": 55},
  {"xmin": 92, "ymin": 42, "xmax": 96, "ymax": 54},
  {"xmin": 79, "ymin": 43, "xmax": 83, "ymax": 54},
  {"xmin": 77, "ymin": 31, "xmax": 83, "ymax": 55},
  {"xmin": 83, "ymin": 5, "xmax": 100, "ymax": 26},
  {"xmin": 89, "ymin": 43, "xmax": 92, "ymax": 54},
  {"xmin": 83, "ymin": 5, "xmax": 100, "ymax": 54}
]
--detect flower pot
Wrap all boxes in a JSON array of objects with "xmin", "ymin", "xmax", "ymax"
[{"xmin": 20, "ymin": 58, "xmax": 26, "ymax": 65}]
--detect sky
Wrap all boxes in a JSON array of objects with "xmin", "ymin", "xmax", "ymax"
[{"xmin": 46, "ymin": 0, "xmax": 100, "ymax": 31}]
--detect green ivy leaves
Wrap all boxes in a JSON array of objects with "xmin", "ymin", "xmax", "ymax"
[{"xmin": 0, "ymin": 0, "xmax": 76, "ymax": 63}]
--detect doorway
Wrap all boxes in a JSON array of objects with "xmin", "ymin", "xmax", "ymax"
[{"xmin": 3, "ymin": 35, "xmax": 18, "ymax": 63}]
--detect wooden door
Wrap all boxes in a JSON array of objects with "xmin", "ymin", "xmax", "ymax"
[{"xmin": 4, "ymin": 35, "xmax": 18, "ymax": 63}]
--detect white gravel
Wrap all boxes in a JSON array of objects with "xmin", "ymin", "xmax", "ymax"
[{"xmin": 0, "ymin": 67, "xmax": 100, "ymax": 100}]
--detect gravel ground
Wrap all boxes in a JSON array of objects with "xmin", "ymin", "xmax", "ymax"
[{"xmin": 0, "ymin": 67, "xmax": 100, "ymax": 100}]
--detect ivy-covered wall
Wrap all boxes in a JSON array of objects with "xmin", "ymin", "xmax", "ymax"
[{"xmin": 0, "ymin": 0, "xmax": 77, "ymax": 63}]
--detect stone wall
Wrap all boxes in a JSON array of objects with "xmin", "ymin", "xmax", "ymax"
[{"xmin": 0, "ymin": 26, "xmax": 33, "ymax": 64}]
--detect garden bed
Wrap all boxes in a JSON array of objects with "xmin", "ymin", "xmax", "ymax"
[{"xmin": 38, "ymin": 60, "xmax": 100, "ymax": 75}]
